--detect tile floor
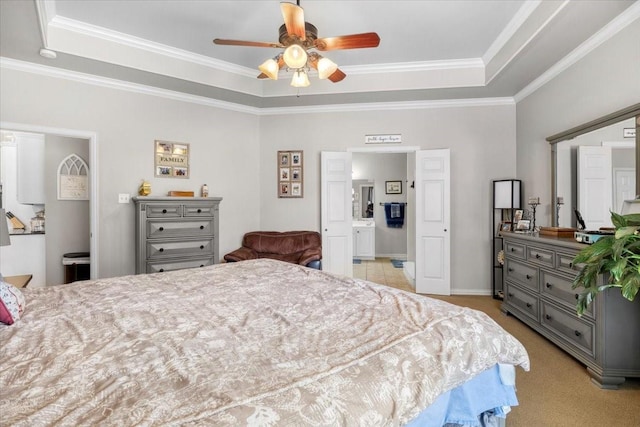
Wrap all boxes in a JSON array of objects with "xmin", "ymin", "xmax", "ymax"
[{"xmin": 352, "ymin": 257, "xmax": 415, "ymax": 293}]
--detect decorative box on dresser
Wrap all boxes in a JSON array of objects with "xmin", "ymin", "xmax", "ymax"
[
  {"xmin": 133, "ymin": 196, "xmax": 222, "ymax": 274},
  {"xmin": 501, "ymin": 231, "xmax": 640, "ymax": 389}
]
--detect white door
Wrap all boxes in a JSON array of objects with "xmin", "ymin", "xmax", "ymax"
[
  {"xmin": 613, "ymin": 168, "xmax": 635, "ymax": 213},
  {"xmin": 321, "ymin": 151, "xmax": 353, "ymax": 276},
  {"xmin": 578, "ymin": 146, "xmax": 612, "ymax": 229},
  {"xmin": 415, "ymin": 149, "xmax": 450, "ymax": 295}
]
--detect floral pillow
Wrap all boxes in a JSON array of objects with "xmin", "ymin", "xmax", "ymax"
[{"xmin": 0, "ymin": 281, "xmax": 26, "ymax": 325}]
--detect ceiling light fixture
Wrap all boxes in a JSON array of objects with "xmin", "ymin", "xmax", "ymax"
[
  {"xmin": 291, "ymin": 69, "xmax": 310, "ymax": 88},
  {"xmin": 213, "ymin": 1, "xmax": 380, "ymax": 89}
]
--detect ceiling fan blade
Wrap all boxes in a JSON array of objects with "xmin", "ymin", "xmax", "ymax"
[
  {"xmin": 281, "ymin": 2, "xmax": 306, "ymax": 40},
  {"xmin": 328, "ymin": 68, "xmax": 346, "ymax": 83},
  {"xmin": 213, "ymin": 39, "xmax": 282, "ymax": 48},
  {"xmin": 314, "ymin": 32, "xmax": 380, "ymax": 51}
]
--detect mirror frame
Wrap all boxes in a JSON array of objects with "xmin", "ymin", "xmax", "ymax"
[{"xmin": 547, "ymin": 103, "xmax": 640, "ymax": 227}]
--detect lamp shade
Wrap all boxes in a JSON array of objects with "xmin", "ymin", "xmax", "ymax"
[
  {"xmin": 290, "ymin": 69, "xmax": 310, "ymax": 88},
  {"xmin": 0, "ymin": 209, "xmax": 11, "ymax": 247},
  {"xmin": 493, "ymin": 180, "xmax": 521, "ymax": 209},
  {"xmin": 317, "ymin": 57, "xmax": 338, "ymax": 79},
  {"xmin": 258, "ymin": 58, "xmax": 279, "ymax": 80},
  {"xmin": 283, "ymin": 44, "xmax": 307, "ymax": 69}
]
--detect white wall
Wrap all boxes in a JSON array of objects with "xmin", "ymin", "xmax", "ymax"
[
  {"xmin": 259, "ymin": 105, "xmax": 517, "ymax": 294},
  {"xmin": 516, "ymin": 21, "xmax": 640, "ymax": 227},
  {"xmin": 0, "ymin": 68, "xmax": 261, "ymax": 279}
]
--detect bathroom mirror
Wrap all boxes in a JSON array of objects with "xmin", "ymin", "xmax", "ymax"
[
  {"xmin": 352, "ymin": 181, "xmax": 374, "ymax": 219},
  {"xmin": 548, "ymin": 103, "xmax": 640, "ymax": 228}
]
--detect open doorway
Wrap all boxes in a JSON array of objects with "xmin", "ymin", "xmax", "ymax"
[{"xmin": 0, "ymin": 122, "xmax": 98, "ymax": 286}]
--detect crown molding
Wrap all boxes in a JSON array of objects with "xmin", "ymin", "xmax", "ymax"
[
  {"xmin": 34, "ymin": 0, "xmax": 57, "ymax": 48},
  {"xmin": 1, "ymin": 57, "xmax": 514, "ymax": 116},
  {"xmin": 514, "ymin": 1, "xmax": 640, "ymax": 103}
]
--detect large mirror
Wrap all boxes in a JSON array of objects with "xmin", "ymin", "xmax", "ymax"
[{"xmin": 548, "ymin": 103, "xmax": 640, "ymax": 229}]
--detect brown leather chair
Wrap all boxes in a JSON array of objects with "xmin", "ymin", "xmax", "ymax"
[{"xmin": 224, "ymin": 231, "xmax": 322, "ymax": 269}]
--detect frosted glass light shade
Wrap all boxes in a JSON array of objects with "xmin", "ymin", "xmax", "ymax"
[
  {"xmin": 283, "ymin": 44, "xmax": 307, "ymax": 68},
  {"xmin": 291, "ymin": 69, "xmax": 310, "ymax": 87},
  {"xmin": 317, "ymin": 57, "xmax": 338, "ymax": 79},
  {"xmin": 494, "ymin": 180, "xmax": 521, "ymax": 209},
  {"xmin": 258, "ymin": 58, "xmax": 279, "ymax": 80}
]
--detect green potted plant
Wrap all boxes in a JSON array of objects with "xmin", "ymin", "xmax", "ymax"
[{"xmin": 572, "ymin": 212, "xmax": 640, "ymax": 315}]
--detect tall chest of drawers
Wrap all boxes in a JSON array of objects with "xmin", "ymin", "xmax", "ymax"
[
  {"xmin": 133, "ymin": 196, "xmax": 222, "ymax": 274},
  {"xmin": 501, "ymin": 232, "xmax": 640, "ymax": 389}
]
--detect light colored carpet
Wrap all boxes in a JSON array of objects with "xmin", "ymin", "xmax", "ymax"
[{"xmin": 354, "ymin": 259, "xmax": 640, "ymax": 426}]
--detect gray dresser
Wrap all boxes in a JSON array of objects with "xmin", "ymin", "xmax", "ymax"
[
  {"xmin": 501, "ymin": 232, "xmax": 640, "ymax": 389},
  {"xmin": 133, "ymin": 196, "xmax": 222, "ymax": 274}
]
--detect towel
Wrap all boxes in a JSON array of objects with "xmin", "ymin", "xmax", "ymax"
[{"xmin": 384, "ymin": 203, "xmax": 405, "ymax": 228}]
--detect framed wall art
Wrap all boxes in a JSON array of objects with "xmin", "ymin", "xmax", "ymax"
[
  {"xmin": 385, "ymin": 180, "xmax": 402, "ymax": 194},
  {"xmin": 278, "ymin": 150, "xmax": 303, "ymax": 198},
  {"xmin": 155, "ymin": 140, "xmax": 190, "ymax": 178}
]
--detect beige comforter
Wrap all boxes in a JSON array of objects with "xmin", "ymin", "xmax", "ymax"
[{"xmin": 0, "ymin": 259, "xmax": 529, "ymax": 426}]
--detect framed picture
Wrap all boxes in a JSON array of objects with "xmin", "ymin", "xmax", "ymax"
[
  {"xmin": 278, "ymin": 150, "xmax": 303, "ymax": 198},
  {"xmin": 155, "ymin": 140, "xmax": 189, "ymax": 178},
  {"xmin": 516, "ymin": 219, "xmax": 530, "ymax": 231},
  {"xmin": 514, "ymin": 209, "xmax": 524, "ymax": 222},
  {"xmin": 499, "ymin": 221, "xmax": 512, "ymax": 234},
  {"xmin": 385, "ymin": 181, "xmax": 402, "ymax": 194}
]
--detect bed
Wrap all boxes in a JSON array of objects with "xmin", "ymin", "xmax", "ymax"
[{"xmin": 0, "ymin": 259, "xmax": 529, "ymax": 426}]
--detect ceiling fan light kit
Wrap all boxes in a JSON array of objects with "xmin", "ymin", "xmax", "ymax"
[{"xmin": 213, "ymin": 1, "xmax": 380, "ymax": 88}]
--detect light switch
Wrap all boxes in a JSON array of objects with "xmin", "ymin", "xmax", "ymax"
[{"xmin": 118, "ymin": 193, "xmax": 130, "ymax": 204}]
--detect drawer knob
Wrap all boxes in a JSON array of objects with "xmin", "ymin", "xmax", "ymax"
[
  {"xmin": 200, "ymin": 225, "xmax": 204, "ymax": 230},
  {"xmin": 546, "ymin": 282, "xmax": 552, "ymax": 289},
  {"xmin": 197, "ymin": 208, "xmax": 202, "ymax": 213},
  {"xmin": 526, "ymin": 303, "xmax": 532, "ymax": 308},
  {"xmin": 159, "ymin": 248, "xmax": 164, "ymax": 252},
  {"xmin": 575, "ymin": 293, "xmax": 579, "ymax": 300},
  {"xmin": 569, "ymin": 262, "xmax": 573, "ymax": 268},
  {"xmin": 200, "ymin": 264, "xmax": 204, "ymax": 267},
  {"xmin": 162, "ymin": 209, "xmax": 167, "ymax": 214},
  {"xmin": 508, "ymin": 268, "xmax": 513, "ymax": 272},
  {"xmin": 526, "ymin": 274, "xmax": 532, "ymax": 280},
  {"xmin": 510, "ymin": 248, "xmax": 515, "ymax": 252},
  {"xmin": 159, "ymin": 227, "xmax": 164, "ymax": 231},
  {"xmin": 159, "ymin": 268, "xmax": 164, "ymax": 272},
  {"xmin": 546, "ymin": 314, "xmax": 552, "ymax": 320},
  {"xmin": 535, "ymin": 254, "xmax": 541, "ymax": 259},
  {"xmin": 508, "ymin": 293, "xmax": 514, "ymax": 297},
  {"xmin": 200, "ymin": 245, "xmax": 204, "ymax": 250},
  {"xmin": 574, "ymin": 330, "xmax": 582, "ymax": 337}
]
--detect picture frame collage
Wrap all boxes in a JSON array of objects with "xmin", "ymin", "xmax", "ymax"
[
  {"xmin": 278, "ymin": 150, "xmax": 303, "ymax": 198},
  {"xmin": 154, "ymin": 140, "xmax": 190, "ymax": 178}
]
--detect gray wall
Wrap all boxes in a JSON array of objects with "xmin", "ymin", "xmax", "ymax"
[
  {"xmin": 45, "ymin": 135, "xmax": 90, "ymax": 285},
  {"xmin": 0, "ymin": 68, "xmax": 262, "ymax": 279},
  {"xmin": 516, "ymin": 21, "xmax": 640, "ymax": 227},
  {"xmin": 258, "ymin": 105, "xmax": 517, "ymax": 294}
]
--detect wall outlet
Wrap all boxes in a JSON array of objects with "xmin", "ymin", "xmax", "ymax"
[{"xmin": 118, "ymin": 193, "xmax": 130, "ymax": 204}]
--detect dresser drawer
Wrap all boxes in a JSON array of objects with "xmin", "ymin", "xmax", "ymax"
[
  {"xmin": 526, "ymin": 245, "xmax": 554, "ymax": 268},
  {"xmin": 504, "ymin": 241, "xmax": 525, "ymax": 260},
  {"xmin": 147, "ymin": 238, "xmax": 214, "ymax": 259},
  {"xmin": 555, "ymin": 251, "xmax": 583, "ymax": 276},
  {"xmin": 505, "ymin": 282, "xmax": 539, "ymax": 322},
  {"xmin": 184, "ymin": 204, "xmax": 215, "ymax": 217},
  {"xmin": 146, "ymin": 205, "xmax": 182, "ymax": 218},
  {"xmin": 146, "ymin": 220, "xmax": 213, "ymax": 238},
  {"xmin": 541, "ymin": 270, "xmax": 594, "ymax": 319},
  {"xmin": 505, "ymin": 259, "xmax": 539, "ymax": 292},
  {"xmin": 146, "ymin": 257, "xmax": 214, "ymax": 273},
  {"xmin": 541, "ymin": 302, "xmax": 595, "ymax": 358}
]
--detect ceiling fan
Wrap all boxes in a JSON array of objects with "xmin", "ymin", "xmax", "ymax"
[{"xmin": 213, "ymin": 1, "xmax": 380, "ymax": 87}]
